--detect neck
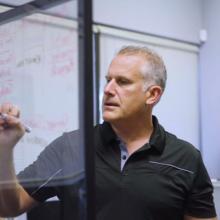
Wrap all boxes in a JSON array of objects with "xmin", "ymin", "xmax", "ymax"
[{"xmin": 110, "ymin": 114, "xmax": 154, "ymax": 151}]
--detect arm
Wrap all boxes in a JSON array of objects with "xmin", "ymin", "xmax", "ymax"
[
  {"xmin": 184, "ymin": 151, "xmax": 217, "ymax": 220},
  {"xmin": 184, "ymin": 215, "xmax": 218, "ymax": 220},
  {"xmin": 0, "ymin": 103, "xmax": 39, "ymax": 217}
]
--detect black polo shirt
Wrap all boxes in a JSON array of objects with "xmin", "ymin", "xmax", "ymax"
[{"xmin": 19, "ymin": 116, "xmax": 216, "ymax": 220}]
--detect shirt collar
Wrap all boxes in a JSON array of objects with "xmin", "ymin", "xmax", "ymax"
[
  {"xmin": 100, "ymin": 115, "xmax": 166, "ymax": 154},
  {"xmin": 149, "ymin": 116, "xmax": 166, "ymax": 154}
]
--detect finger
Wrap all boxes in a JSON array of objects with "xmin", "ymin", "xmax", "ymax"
[
  {"xmin": 0, "ymin": 116, "xmax": 5, "ymax": 125},
  {"xmin": 6, "ymin": 115, "xmax": 20, "ymax": 125},
  {"xmin": 1, "ymin": 102, "xmax": 13, "ymax": 114},
  {"xmin": 9, "ymin": 105, "xmax": 20, "ymax": 118},
  {"xmin": 1, "ymin": 114, "xmax": 24, "ymax": 131},
  {"xmin": 1, "ymin": 102, "xmax": 20, "ymax": 117}
]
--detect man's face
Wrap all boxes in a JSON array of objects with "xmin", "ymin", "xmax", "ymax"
[{"xmin": 102, "ymin": 54, "xmax": 148, "ymax": 123}]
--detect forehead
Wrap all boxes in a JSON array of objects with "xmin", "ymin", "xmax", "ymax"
[{"xmin": 107, "ymin": 54, "xmax": 146, "ymax": 78}]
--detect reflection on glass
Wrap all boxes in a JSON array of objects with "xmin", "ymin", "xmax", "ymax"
[{"xmin": 0, "ymin": 0, "xmax": 86, "ymax": 219}]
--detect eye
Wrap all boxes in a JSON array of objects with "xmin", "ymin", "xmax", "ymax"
[
  {"xmin": 105, "ymin": 76, "xmax": 111, "ymax": 83},
  {"xmin": 117, "ymin": 78, "xmax": 130, "ymax": 86}
]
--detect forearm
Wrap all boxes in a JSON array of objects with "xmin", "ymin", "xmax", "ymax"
[
  {"xmin": 0, "ymin": 103, "xmax": 38, "ymax": 217},
  {"xmin": 0, "ymin": 148, "xmax": 22, "ymax": 217}
]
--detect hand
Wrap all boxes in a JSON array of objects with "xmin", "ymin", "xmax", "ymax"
[{"xmin": 0, "ymin": 103, "xmax": 25, "ymax": 151}]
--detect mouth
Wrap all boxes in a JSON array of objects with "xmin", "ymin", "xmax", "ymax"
[{"xmin": 104, "ymin": 102, "xmax": 119, "ymax": 108}]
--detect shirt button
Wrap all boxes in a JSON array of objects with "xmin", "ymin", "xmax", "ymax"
[
  {"xmin": 122, "ymin": 172, "xmax": 128, "ymax": 176},
  {"xmin": 122, "ymin": 155, "xmax": 127, "ymax": 160}
]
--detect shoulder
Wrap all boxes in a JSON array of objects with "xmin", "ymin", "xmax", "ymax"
[
  {"xmin": 43, "ymin": 129, "xmax": 80, "ymax": 155},
  {"xmin": 163, "ymin": 130, "xmax": 201, "ymax": 173},
  {"xmin": 49, "ymin": 124, "xmax": 103, "ymax": 153},
  {"xmin": 165, "ymin": 131, "xmax": 199, "ymax": 156}
]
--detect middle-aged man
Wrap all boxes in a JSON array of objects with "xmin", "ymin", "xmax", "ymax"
[{"xmin": 0, "ymin": 46, "xmax": 218, "ymax": 220}]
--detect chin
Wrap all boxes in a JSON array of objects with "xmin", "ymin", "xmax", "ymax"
[
  {"xmin": 103, "ymin": 116, "xmax": 115, "ymax": 122},
  {"xmin": 102, "ymin": 113, "xmax": 119, "ymax": 122}
]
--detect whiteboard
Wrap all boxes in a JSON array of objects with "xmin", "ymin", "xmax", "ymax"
[
  {"xmin": 0, "ymin": 13, "xmax": 79, "ymax": 173},
  {"xmin": 97, "ymin": 26, "xmax": 200, "ymax": 148}
]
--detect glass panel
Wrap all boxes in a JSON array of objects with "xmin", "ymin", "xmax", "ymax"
[
  {"xmin": 0, "ymin": 0, "xmax": 34, "ymax": 6},
  {"xmin": 0, "ymin": 0, "xmax": 88, "ymax": 219},
  {"xmin": 46, "ymin": 0, "xmax": 77, "ymax": 19}
]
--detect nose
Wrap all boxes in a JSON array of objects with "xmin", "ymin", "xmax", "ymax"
[{"xmin": 104, "ymin": 79, "xmax": 116, "ymax": 95}]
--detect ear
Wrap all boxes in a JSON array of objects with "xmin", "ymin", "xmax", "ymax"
[{"xmin": 145, "ymin": 85, "xmax": 163, "ymax": 105}]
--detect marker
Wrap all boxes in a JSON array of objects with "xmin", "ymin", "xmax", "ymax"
[{"xmin": 0, "ymin": 113, "xmax": 31, "ymax": 133}]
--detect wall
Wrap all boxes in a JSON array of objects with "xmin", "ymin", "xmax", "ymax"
[
  {"xmin": 199, "ymin": 0, "xmax": 220, "ymax": 214},
  {"xmin": 93, "ymin": 0, "xmax": 202, "ymax": 43},
  {"xmin": 200, "ymin": 0, "xmax": 220, "ymax": 179}
]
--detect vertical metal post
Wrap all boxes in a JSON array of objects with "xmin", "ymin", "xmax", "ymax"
[
  {"xmin": 78, "ymin": 0, "xmax": 95, "ymax": 220},
  {"xmin": 93, "ymin": 32, "xmax": 101, "ymax": 124}
]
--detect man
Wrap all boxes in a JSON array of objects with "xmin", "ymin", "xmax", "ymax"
[{"xmin": 0, "ymin": 46, "xmax": 217, "ymax": 220}]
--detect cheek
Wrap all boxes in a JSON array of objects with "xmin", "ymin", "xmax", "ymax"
[
  {"xmin": 122, "ymin": 90, "xmax": 145, "ymax": 103},
  {"xmin": 121, "ymin": 95, "xmax": 146, "ymax": 115},
  {"xmin": 117, "ymin": 85, "xmax": 146, "ymax": 105}
]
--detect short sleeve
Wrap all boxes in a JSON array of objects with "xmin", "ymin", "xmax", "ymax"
[
  {"xmin": 18, "ymin": 131, "xmax": 83, "ymax": 202},
  {"xmin": 17, "ymin": 135, "xmax": 64, "ymax": 202},
  {"xmin": 185, "ymin": 152, "xmax": 217, "ymax": 218}
]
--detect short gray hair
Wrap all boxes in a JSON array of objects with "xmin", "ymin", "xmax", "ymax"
[{"xmin": 117, "ymin": 46, "xmax": 167, "ymax": 91}]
